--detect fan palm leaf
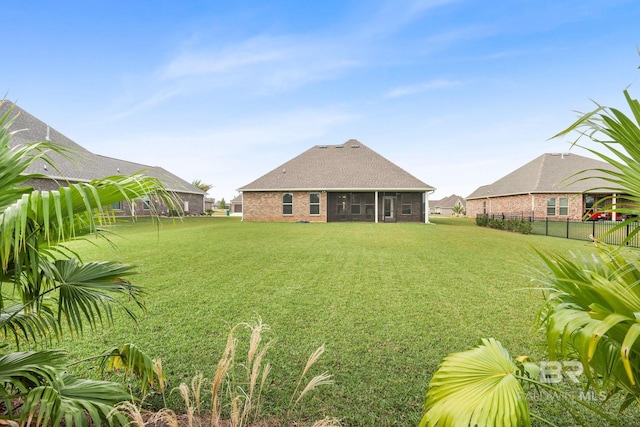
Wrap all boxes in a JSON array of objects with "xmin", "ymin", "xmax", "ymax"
[
  {"xmin": 420, "ymin": 338, "xmax": 530, "ymax": 427},
  {"xmin": 52, "ymin": 258, "xmax": 142, "ymax": 335}
]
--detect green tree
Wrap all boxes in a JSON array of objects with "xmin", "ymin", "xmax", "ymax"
[
  {"xmin": 420, "ymin": 89, "xmax": 640, "ymax": 426},
  {"xmin": 0, "ymin": 103, "xmax": 174, "ymax": 426},
  {"xmin": 219, "ymin": 198, "xmax": 226, "ymax": 209},
  {"xmin": 191, "ymin": 179, "xmax": 213, "ymax": 194}
]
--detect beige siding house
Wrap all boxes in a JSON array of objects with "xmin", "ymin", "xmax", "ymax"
[
  {"xmin": 429, "ymin": 194, "xmax": 466, "ymax": 216},
  {"xmin": 466, "ymin": 153, "xmax": 622, "ymax": 220},
  {"xmin": 2, "ymin": 100, "xmax": 205, "ymax": 215},
  {"xmin": 230, "ymin": 194, "xmax": 243, "ymax": 215},
  {"xmin": 238, "ymin": 140, "xmax": 436, "ymax": 223}
]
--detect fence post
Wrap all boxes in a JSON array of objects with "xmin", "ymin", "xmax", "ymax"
[
  {"xmin": 627, "ymin": 223, "xmax": 630, "ymax": 246},
  {"xmin": 566, "ymin": 217, "xmax": 570, "ymax": 239},
  {"xmin": 546, "ymin": 217, "xmax": 549, "ymax": 236}
]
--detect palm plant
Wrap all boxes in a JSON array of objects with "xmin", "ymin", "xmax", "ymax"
[
  {"xmin": 420, "ymin": 89, "xmax": 640, "ymax": 426},
  {"xmin": 0, "ymin": 102, "xmax": 176, "ymax": 426},
  {"xmin": 451, "ymin": 203, "xmax": 465, "ymax": 217}
]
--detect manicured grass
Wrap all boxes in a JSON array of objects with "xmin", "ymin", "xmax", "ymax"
[{"xmin": 51, "ymin": 217, "xmax": 620, "ymax": 425}]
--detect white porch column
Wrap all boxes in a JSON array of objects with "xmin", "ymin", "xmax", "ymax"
[
  {"xmin": 375, "ymin": 191, "xmax": 379, "ymax": 224},
  {"xmin": 613, "ymin": 194, "xmax": 617, "ymax": 221},
  {"xmin": 424, "ymin": 191, "xmax": 431, "ymax": 224}
]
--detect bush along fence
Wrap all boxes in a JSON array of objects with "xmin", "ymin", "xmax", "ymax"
[{"xmin": 476, "ymin": 213, "xmax": 640, "ymax": 248}]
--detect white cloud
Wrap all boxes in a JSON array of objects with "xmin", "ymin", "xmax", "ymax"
[
  {"xmin": 158, "ymin": 34, "xmax": 362, "ymax": 93},
  {"xmin": 160, "ymin": 35, "xmax": 292, "ymax": 80},
  {"xmin": 384, "ymin": 79, "xmax": 460, "ymax": 98}
]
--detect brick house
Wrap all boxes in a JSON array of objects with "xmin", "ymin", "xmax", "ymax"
[
  {"xmin": 2, "ymin": 100, "xmax": 205, "ymax": 215},
  {"xmin": 466, "ymin": 153, "xmax": 624, "ymax": 220},
  {"xmin": 238, "ymin": 140, "xmax": 436, "ymax": 223}
]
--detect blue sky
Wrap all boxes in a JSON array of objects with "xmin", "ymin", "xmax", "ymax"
[{"xmin": 2, "ymin": 0, "xmax": 639, "ymax": 201}]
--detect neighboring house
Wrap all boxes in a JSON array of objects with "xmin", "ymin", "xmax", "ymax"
[
  {"xmin": 1, "ymin": 100, "xmax": 205, "ymax": 215},
  {"xmin": 430, "ymin": 194, "xmax": 466, "ymax": 216},
  {"xmin": 466, "ymin": 153, "xmax": 625, "ymax": 220},
  {"xmin": 238, "ymin": 140, "xmax": 436, "ymax": 223},
  {"xmin": 230, "ymin": 194, "xmax": 243, "ymax": 215}
]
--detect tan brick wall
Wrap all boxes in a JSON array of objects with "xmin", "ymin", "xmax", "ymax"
[
  {"xmin": 242, "ymin": 191, "xmax": 328, "ymax": 222},
  {"xmin": 467, "ymin": 193, "xmax": 585, "ymax": 220}
]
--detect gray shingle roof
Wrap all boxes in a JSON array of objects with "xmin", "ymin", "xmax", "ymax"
[
  {"xmin": 239, "ymin": 140, "xmax": 435, "ymax": 192},
  {"xmin": 430, "ymin": 194, "xmax": 466, "ymax": 209},
  {"xmin": 466, "ymin": 153, "xmax": 616, "ymax": 199},
  {"xmin": 1, "ymin": 100, "xmax": 203, "ymax": 195}
]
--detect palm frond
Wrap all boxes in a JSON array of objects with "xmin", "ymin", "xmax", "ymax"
[
  {"xmin": 52, "ymin": 258, "xmax": 143, "ymax": 335},
  {"xmin": 0, "ymin": 174, "xmax": 177, "ymax": 273},
  {"xmin": 552, "ymin": 90, "xmax": 640, "ymax": 241},
  {"xmin": 20, "ymin": 374, "xmax": 130, "ymax": 427},
  {"xmin": 532, "ymin": 244, "xmax": 640, "ymax": 397},
  {"xmin": 0, "ymin": 302, "xmax": 60, "ymax": 346},
  {"xmin": 420, "ymin": 338, "xmax": 530, "ymax": 427},
  {"xmin": 0, "ymin": 350, "xmax": 66, "ymax": 418},
  {"xmin": 100, "ymin": 343, "xmax": 161, "ymax": 394}
]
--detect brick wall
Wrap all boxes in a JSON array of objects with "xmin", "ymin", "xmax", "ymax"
[
  {"xmin": 467, "ymin": 193, "xmax": 585, "ymax": 220},
  {"xmin": 24, "ymin": 178, "xmax": 204, "ymax": 216},
  {"xmin": 242, "ymin": 191, "xmax": 328, "ymax": 222}
]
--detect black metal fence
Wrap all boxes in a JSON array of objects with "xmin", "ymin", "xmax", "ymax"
[{"xmin": 478, "ymin": 213, "xmax": 640, "ymax": 248}]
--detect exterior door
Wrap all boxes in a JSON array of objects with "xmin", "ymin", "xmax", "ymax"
[{"xmin": 384, "ymin": 196, "xmax": 395, "ymax": 220}]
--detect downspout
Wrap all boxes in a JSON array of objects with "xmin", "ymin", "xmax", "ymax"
[{"xmin": 529, "ymin": 193, "xmax": 534, "ymax": 218}]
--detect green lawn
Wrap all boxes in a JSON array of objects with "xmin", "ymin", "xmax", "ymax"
[{"xmin": 51, "ymin": 216, "xmax": 626, "ymax": 425}]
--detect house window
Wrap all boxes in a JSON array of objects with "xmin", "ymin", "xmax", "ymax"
[
  {"xmin": 365, "ymin": 193, "xmax": 375, "ymax": 218},
  {"xmin": 547, "ymin": 198, "xmax": 556, "ymax": 216},
  {"xmin": 402, "ymin": 194, "xmax": 412, "ymax": 215},
  {"xmin": 143, "ymin": 196, "xmax": 151, "ymax": 211},
  {"xmin": 184, "ymin": 201, "xmax": 190, "ymax": 213},
  {"xmin": 282, "ymin": 193, "xmax": 293, "ymax": 215},
  {"xmin": 351, "ymin": 193, "xmax": 361, "ymax": 215},
  {"xmin": 585, "ymin": 195, "xmax": 595, "ymax": 210},
  {"xmin": 112, "ymin": 201, "xmax": 122, "ymax": 210},
  {"xmin": 559, "ymin": 198, "xmax": 568, "ymax": 216},
  {"xmin": 309, "ymin": 193, "xmax": 320, "ymax": 215}
]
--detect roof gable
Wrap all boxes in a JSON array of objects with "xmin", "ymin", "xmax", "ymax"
[
  {"xmin": 1, "ymin": 100, "xmax": 203, "ymax": 195},
  {"xmin": 239, "ymin": 140, "xmax": 435, "ymax": 191},
  {"xmin": 431, "ymin": 194, "xmax": 466, "ymax": 209},
  {"xmin": 467, "ymin": 153, "xmax": 616, "ymax": 199}
]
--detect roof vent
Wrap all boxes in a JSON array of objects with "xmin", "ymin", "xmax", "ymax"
[
  {"xmin": 335, "ymin": 145, "xmax": 344, "ymax": 148},
  {"xmin": 45, "ymin": 126, "xmax": 51, "ymax": 141},
  {"xmin": 318, "ymin": 145, "xmax": 328, "ymax": 149},
  {"xmin": 351, "ymin": 144, "xmax": 360, "ymax": 148}
]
